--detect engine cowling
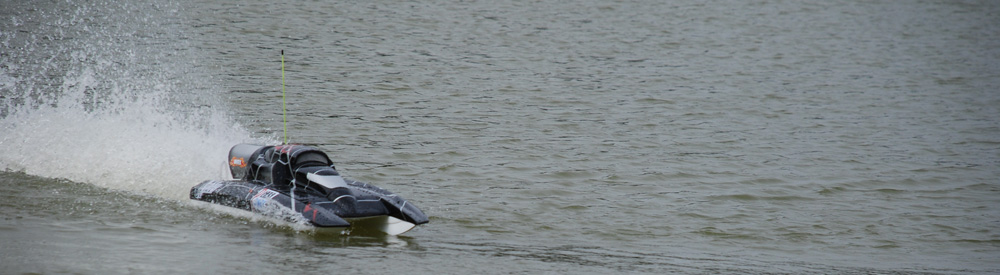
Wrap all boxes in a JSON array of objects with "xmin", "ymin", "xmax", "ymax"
[{"xmin": 228, "ymin": 144, "xmax": 268, "ymax": 180}]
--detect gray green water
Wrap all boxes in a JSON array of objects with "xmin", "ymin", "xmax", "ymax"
[{"xmin": 2, "ymin": 0, "xmax": 999, "ymax": 273}]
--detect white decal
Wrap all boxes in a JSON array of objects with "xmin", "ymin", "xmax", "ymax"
[
  {"xmin": 194, "ymin": 181, "xmax": 224, "ymax": 199},
  {"xmin": 255, "ymin": 189, "xmax": 280, "ymax": 199},
  {"xmin": 251, "ymin": 189, "xmax": 280, "ymax": 211}
]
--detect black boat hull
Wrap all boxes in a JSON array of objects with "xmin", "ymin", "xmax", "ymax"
[
  {"xmin": 191, "ymin": 144, "xmax": 428, "ymax": 235},
  {"xmin": 190, "ymin": 178, "xmax": 428, "ymax": 235}
]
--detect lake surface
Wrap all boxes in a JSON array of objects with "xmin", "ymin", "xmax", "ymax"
[{"xmin": 2, "ymin": 0, "xmax": 998, "ymax": 273}]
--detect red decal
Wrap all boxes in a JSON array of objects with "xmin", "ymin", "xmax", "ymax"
[
  {"xmin": 230, "ymin": 157, "xmax": 246, "ymax": 168},
  {"xmin": 303, "ymin": 204, "xmax": 318, "ymax": 220}
]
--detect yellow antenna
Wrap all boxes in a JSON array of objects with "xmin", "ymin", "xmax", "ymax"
[{"xmin": 281, "ymin": 50, "xmax": 288, "ymax": 144}]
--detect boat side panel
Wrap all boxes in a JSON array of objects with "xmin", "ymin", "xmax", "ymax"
[
  {"xmin": 190, "ymin": 180, "xmax": 350, "ymax": 227},
  {"xmin": 346, "ymin": 180, "xmax": 429, "ymax": 225}
]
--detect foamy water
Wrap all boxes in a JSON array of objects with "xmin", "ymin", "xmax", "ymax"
[{"xmin": 0, "ymin": 97, "xmax": 247, "ymax": 200}]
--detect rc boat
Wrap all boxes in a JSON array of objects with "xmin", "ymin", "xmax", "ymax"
[{"xmin": 190, "ymin": 144, "xmax": 429, "ymax": 235}]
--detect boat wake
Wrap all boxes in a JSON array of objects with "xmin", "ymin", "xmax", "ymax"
[{"xmin": 0, "ymin": 0, "xmax": 258, "ymax": 201}]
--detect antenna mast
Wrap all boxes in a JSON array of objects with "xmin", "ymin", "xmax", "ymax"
[{"xmin": 281, "ymin": 50, "xmax": 288, "ymax": 144}]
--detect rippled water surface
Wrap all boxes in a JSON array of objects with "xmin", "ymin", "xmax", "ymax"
[{"xmin": 2, "ymin": 0, "xmax": 999, "ymax": 273}]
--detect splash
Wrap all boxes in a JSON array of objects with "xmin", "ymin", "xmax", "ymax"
[{"xmin": 0, "ymin": 0, "xmax": 264, "ymax": 200}]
